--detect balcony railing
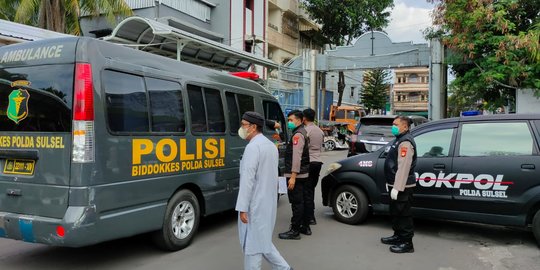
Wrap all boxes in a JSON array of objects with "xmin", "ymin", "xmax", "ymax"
[{"xmin": 267, "ymin": 28, "xmax": 298, "ymax": 54}]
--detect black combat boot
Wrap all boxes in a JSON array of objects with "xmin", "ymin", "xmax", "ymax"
[
  {"xmin": 299, "ymin": 225, "xmax": 312, "ymax": 235},
  {"xmin": 279, "ymin": 228, "xmax": 301, "ymax": 240},
  {"xmin": 389, "ymin": 241, "xmax": 414, "ymax": 253},
  {"xmin": 380, "ymin": 235, "xmax": 402, "ymax": 245},
  {"xmin": 309, "ymin": 217, "xmax": 317, "ymax": 225}
]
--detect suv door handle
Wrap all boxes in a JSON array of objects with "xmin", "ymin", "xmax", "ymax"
[
  {"xmin": 433, "ymin": 164, "xmax": 446, "ymax": 170},
  {"xmin": 521, "ymin": 164, "xmax": 535, "ymax": 170}
]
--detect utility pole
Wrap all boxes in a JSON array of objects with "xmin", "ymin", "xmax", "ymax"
[{"xmin": 310, "ymin": 50, "xmax": 317, "ymax": 110}]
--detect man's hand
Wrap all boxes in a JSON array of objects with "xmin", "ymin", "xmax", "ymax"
[
  {"xmin": 288, "ymin": 177, "xmax": 296, "ymax": 190},
  {"xmin": 390, "ymin": 188, "xmax": 399, "ymax": 200},
  {"xmin": 240, "ymin": 212, "xmax": 248, "ymax": 224}
]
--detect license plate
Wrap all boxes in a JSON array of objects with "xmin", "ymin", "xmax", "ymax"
[{"xmin": 3, "ymin": 159, "xmax": 35, "ymax": 175}]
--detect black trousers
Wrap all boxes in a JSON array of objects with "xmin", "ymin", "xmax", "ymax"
[
  {"xmin": 306, "ymin": 162, "xmax": 323, "ymax": 221},
  {"xmin": 389, "ymin": 187, "xmax": 415, "ymax": 241},
  {"xmin": 287, "ymin": 177, "xmax": 309, "ymax": 230}
]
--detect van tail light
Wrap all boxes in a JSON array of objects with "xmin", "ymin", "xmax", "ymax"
[{"xmin": 72, "ymin": 63, "xmax": 95, "ymax": 163}]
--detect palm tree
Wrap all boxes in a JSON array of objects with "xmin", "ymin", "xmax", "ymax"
[{"xmin": 0, "ymin": 0, "xmax": 133, "ymax": 35}]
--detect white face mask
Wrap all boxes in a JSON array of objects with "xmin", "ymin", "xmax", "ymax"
[{"xmin": 238, "ymin": 127, "xmax": 250, "ymax": 140}]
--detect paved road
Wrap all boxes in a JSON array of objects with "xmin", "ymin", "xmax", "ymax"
[{"xmin": 0, "ymin": 150, "xmax": 539, "ymax": 270}]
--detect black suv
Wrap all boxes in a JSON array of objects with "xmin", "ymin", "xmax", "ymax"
[
  {"xmin": 322, "ymin": 114, "xmax": 540, "ymax": 245},
  {"xmin": 348, "ymin": 115, "xmax": 427, "ymax": 156}
]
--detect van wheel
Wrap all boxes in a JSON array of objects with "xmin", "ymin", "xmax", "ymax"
[
  {"xmin": 153, "ymin": 190, "xmax": 200, "ymax": 251},
  {"xmin": 533, "ymin": 210, "xmax": 540, "ymax": 247},
  {"xmin": 332, "ymin": 185, "xmax": 368, "ymax": 225}
]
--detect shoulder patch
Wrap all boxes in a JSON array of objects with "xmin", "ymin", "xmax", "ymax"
[
  {"xmin": 400, "ymin": 147, "xmax": 407, "ymax": 157},
  {"xmin": 293, "ymin": 135, "xmax": 300, "ymax": 145}
]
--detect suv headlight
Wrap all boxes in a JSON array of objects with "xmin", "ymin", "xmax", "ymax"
[{"xmin": 325, "ymin": 162, "xmax": 342, "ymax": 176}]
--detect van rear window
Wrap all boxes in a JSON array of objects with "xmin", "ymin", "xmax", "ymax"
[{"xmin": 0, "ymin": 65, "xmax": 73, "ymax": 132}]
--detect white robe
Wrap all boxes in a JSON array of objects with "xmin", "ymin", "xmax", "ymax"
[{"xmin": 235, "ymin": 134, "xmax": 279, "ymax": 255}]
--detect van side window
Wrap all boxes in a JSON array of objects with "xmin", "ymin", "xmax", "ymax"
[
  {"xmin": 205, "ymin": 88, "xmax": 225, "ymax": 132},
  {"xmin": 103, "ymin": 70, "xmax": 149, "ymax": 132},
  {"xmin": 147, "ymin": 78, "xmax": 185, "ymax": 132},
  {"xmin": 226, "ymin": 93, "xmax": 240, "ymax": 133},
  {"xmin": 226, "ymin": 92, "xmax": 254, "ymax": 134},
  {"xmin": 263, "ymin": 101, "xmax": 286, "ymax": 141},
  {"xmin": 187, "ymin": 85, "xmax": 207, "ymax": 132},
  {"xmin": 459, "ymin": 122, "xmax": 534, "ymax": 156},
  {"xmin": 187, "ymin": 84, "xmax": 225, "ymax": 133},
  {"xmin": 237, "ymin": 94, "xmax": 254, "ymax": 116}
]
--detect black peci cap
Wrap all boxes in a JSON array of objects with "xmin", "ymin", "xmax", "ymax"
[{"xmin": 242, "ymin": 111, "xmax": 264, "ymax": 127}]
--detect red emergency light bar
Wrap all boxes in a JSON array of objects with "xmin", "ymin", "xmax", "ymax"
[{"xmin": 230, "ymin": 71, "xmax": 259, "ymax": 81}]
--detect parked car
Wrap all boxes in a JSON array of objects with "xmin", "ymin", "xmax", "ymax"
[
  {"xmin": 348, "ymin": 115, "xmax": 427, "ymax": 156},
  {"xmin": 322, "ymin": 114, "xmax": 540, "ymax": 245}
]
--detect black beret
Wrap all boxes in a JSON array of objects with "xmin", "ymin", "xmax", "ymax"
[{"xmin": 242, "ymin": 111, "xmax": 264, "ymax": 127}]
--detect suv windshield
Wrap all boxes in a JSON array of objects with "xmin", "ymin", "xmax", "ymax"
[
  {"xmin": 0, "ymin": 65, "xmax": 73, "ymax": 132},
  {"xmin": 357, "ymin": 118, "xmax": 394, "ymax": 136}
]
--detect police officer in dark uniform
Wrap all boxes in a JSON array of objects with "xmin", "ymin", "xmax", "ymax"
[
  {"xmin": 381, "ymin": 116, "xmax": 417, "ymax": 253},
  {"xmin": 279, "ymin": 110, "xmax": 311, "ymax": 240}
]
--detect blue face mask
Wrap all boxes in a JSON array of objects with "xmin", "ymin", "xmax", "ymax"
[
  {"xmin": 391, "ymin": 125, "xmax": 400, "ymax": 136},
  {"xmin": 287, "ymin": 121, "xmax": 297, "ymax": 130}
]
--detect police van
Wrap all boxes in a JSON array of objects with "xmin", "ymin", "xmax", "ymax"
[
  {"xmin": 0, "ymin": 37, "xmax": 287, "ymax": 250},
  {"xmin": 322, "ymin": 114, "xmax": 540, "ymax": 245}
]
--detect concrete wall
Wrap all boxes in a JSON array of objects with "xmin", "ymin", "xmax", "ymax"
[
  {"xmin": 211, "ymin": 0, "xmax": 231, "ymax": 45},
  {"xmin": 516, "ymin": 89, "xmax": 540, "ymax": 113}
]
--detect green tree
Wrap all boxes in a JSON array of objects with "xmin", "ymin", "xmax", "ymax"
[
  {"xmin": 0, "ymin": 0, "xmax": 133, "ymax": 35},
  {"xmin": 302, "ymin": 0, "xmax": 394, "ymax": 106},
  {"xmin": 427, "ymin": 0, "xmax": 540, "ymax": 111},
  {"xmin": 360, "ymin": 68, "xmax": 389, "ymax": 114}
]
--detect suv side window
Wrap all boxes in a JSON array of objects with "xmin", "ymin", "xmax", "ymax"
[
  {"xmin": 103, "ymin": 70, "xmax": 149, "ymax": 132},
  {"xmin": 459, "ymin": 122, "xmax": 534, "ymax": 156},
  {"xmin": 416, "ymin": 129, "xmax": 454, "ymax": 157}
]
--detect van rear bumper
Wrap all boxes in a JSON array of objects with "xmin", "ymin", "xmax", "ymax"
[
  {"xmin": 0, "ymin": 205, "xmax": 100, "ymax": 247},
  {"xmin": 0, "ymin": 202, "xmax": 167, "ymax": 247}
]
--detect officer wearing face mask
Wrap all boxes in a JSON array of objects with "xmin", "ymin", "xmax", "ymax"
[
  {"xmin": 235, "ymin": 111, "xmax": 292, "ymax": 270},
  {"xmin": 279, "ymin": 110, "xmax": 311, "ymax": 240},
  {"xmin": 381, "ymin": 116, "xmax": 417, "ymax": 253}
]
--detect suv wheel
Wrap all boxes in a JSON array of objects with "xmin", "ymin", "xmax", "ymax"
[
  {"xmin": 332, "ymin": 185, "xmax": 368, "ymax": 225},
  {"xmin": 533, "ymin": 210, "xmax": 540, "ymax": 246},
  {"xmin": 153, "ymin": 189, "xmax": 200, "ymax": 251}
]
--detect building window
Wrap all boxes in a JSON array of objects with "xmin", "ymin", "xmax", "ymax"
[
  {"xmin": 409, "ymin": 73, "xmax": 419, "ymax": 83},
  {"xmin": 350, "ymin": 86, "xmax": 355, "ymax": 98},
  {"xmin": 245, "ymin": 0, "xmax": 253, "ymax": 10},
  {"xmin": 244, "ymin": 41, "xmax": 253, "ymax": 53}
]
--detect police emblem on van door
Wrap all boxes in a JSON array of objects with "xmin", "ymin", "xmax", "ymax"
[{"xmin": 7, "ymin": 89, "xmax": 30, "ymax": 124}]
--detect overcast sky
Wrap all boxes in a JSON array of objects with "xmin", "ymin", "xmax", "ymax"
[{"xmin": 383, "ymin": 0, "xmax": 435, "ymax": 44}]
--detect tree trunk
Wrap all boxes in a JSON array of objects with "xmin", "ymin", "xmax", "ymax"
[
  {"xmin": 336, "ymin": 71, "xmax": 345, "ymax": 107},
  {"xmin": 40, "ymin": 0, "xmax": 65, "ymax": 33}
]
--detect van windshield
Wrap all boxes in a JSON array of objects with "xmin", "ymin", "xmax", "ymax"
[
  {"xmin": 0, "ymin": 64, "xmax": 73, "ymax": 132},
  {"xmin": 358, "ymin": 118, "xmax": 393, "ymax": 136}
]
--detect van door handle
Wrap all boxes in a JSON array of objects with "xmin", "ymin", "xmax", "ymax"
[
  {"xmin": 433, "ymin": 164, "xmax": 445, "ymax": 170},
  {"xmin": 7, "ymin": 189, "xmax": 21, "ymax": 196},
  {"xmin": 521, "ymin": 164, "xmax": 535, "ymax": 170}
]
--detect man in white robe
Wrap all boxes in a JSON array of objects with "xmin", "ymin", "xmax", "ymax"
[{"xmin": 235, "ymin": 111, "xmax": 292, "ymax": 270}]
